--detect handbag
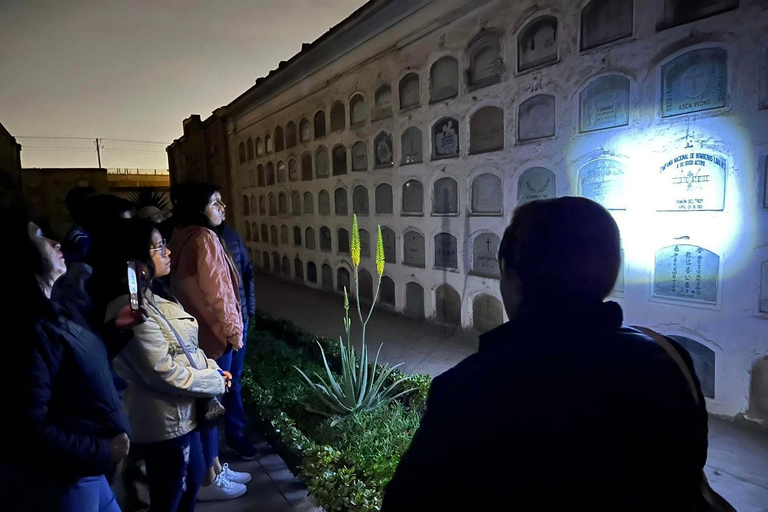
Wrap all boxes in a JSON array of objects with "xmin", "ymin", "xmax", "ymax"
[
  {"xmin": 631, "ymin": 326, "xmax": 736, "ymax": 512},
  {"xmin": 147, "ymin": 300, "xmax": 227, "ymax": 425}
]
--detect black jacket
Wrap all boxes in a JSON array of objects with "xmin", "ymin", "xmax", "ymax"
[
  {"xmin": 220, "ymin": 224, "xmax": 256, "ymax": 322},
  {"xmin": 383, "ymin": 301, "xmax": 708, "ymax": 512}
]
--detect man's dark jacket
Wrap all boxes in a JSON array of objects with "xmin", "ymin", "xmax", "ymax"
[
  {"xmin": 220, "ymin": 224, "xmax": 256, "ymax": 323},
  {"xmin": 382, "ymin": 301, "xmax": 708, "ymax": 512}
]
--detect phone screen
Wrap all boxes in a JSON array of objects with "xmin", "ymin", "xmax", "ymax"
[{"xmin": 127, "ymin": 260, "xmax": 141, "ymax": 311}]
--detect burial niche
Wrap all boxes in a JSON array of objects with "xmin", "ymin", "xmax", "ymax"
[
  {"xmin": 430, "ymin": 57, "xmax": 459, "ymax": 102},
  {"xmin": 403, "ymin": 230, "xmax": 425, "ymax": 268},
  {"xmin": 435, "ymin": 284, "xmax": 461, "ymax": 325},
  {"xmin": 473, "ymin": 294, "xmax": 504, "ymax": 332},
  {"xmin": 353, "ymin": 185, "xmax": 369, "ymax": 215},
  {"xmin": 658, "ymin": 0, "xmax": 738, "ymax": 31},
  {"xmin": 432, "ymin": 117, "xmax": 460, "ymax": 160},
  {"xmin": 433, "ymin": 177, "xmax": 458, "ymax": 215},
  {"xmin": 656, "ymin": 150, "xmax": 726, "ymax": 211},
  {"xmin": 272, "ymin": 252, "xmax": 280, "ymax": 274},
  {"xmin": 261, "ymin": 224, "xmax": 268, "ymax": 242},
  {"xmin": 337, "ymin": 267, "xmax": 351, "ymax": 294},
  {"xmin": 314, "ymin": 111, "xmax": 326, "ymax": 138},
  {"xmin": 380, "ymin": 276, "xmax": 396, "ymax": 306},
  {"xmin": 295, "ymin": 259, "xmax": 304, "ymax": 281},
  {"xmin": 281, "ymin": 256, "xmax": 290, "ymax": 277},
  {"xmin": 330, "ymin": 101, "xmax": 345, "ymax": 132},
  {"xmin": 467, "ymin": 30, "xmax": 503, "ymax": 88},
  {"xmin": 337, "ymin": 229, "xmax": 350, "ymax": 254},
  {"xmin": 472, "ymin": 233, "xmax": 501, "ymax": 278},
  {"xmin": 269, "ymin": 194, "xmax": 277, "ymax": 216},
  {"xmin": 288, "ymin": 159, "xmax": 298, "ymax": 182},
  {"xmin": 470, "ymin": 106, "xmax": 504, "ymax": 154},
  {"xmin": 320, "ymin": 227, "xmax": 332, "ymax": 252},
  {"xmin": 303, "ymin": 192, "xmax": 314, "ymax": 214},
  {"xmin": 307, "ymin": 262, "xmax": 317, "ymax": 283},
  {"xmin": 662, "ymin": 48, "xmax": 727, "ymax": 118},
  {"xmin": 334, "ymin": 188, "xmax": 348, "ymax": 216},
  {"xmin": 242, "ymin": 195, "xmax": 250, "ymax": 216},
  {"xmin": 256, "ymin": 138, "xmax": 264, "ymax": 156},
  {"xmin": 293, "ymin": 226, "xmax": 301, "ymax": 246},
  {"xmin": 401, "ymin": 127, "xmax": 423, "ymax": 165},
  {"xmin": 405, "ymin": 282, "xmax": 425, "ymax": 318},
  {"xmin": 654, "ymin": 244, "xmax": 719, "ymax": 304},
  {"xmin": 399, "ymin": 73, "xmax": 421, "ymax": 110},
  {"xmin": 305, "ymin": 227, "xmax": 316, "ymax": 250},
  {"xmin": 245, "ymin": 223, "xmax": 251, "ymax": 241},
  {"xmin": 238, "ymin": 142, "xmax": 246, "ymax": 164},
  {"xmin": 580, "ymin": 75, "xmax": 630, "ymax": 132},
  {"xmin": 402, "ymin": 180, "xmax": 424, "ymax": 215},
  {"xmin": 278, "ymin": 192, "xmax": 288, "ymax": 215},
  {"xmin": 669, "ymin": 335, "xmax": 715, "ymax": 399},
  {"xmin": 249, "ymin": 169, "xmax": 257, "ymax": 188},
  {"xmin": 359, "ymin": 229, "xmax": 371, "ymax": 258},
  {"xmin": 265, "ymin": 134, "xmax": 273, "ymax": 153},
  {"xmin": 434, "ymin": 233, "xmax": 458, "ymax": 269},
  {"xmin": 350, "ymin": 94, "xmax": 366, "ymax": 126},
  {"xmin": 322, "ymin": 264, "xmax": 333, "ymax": 290},
  {"xmin": 518, "ymin": 16, "xmax": 558, "ymax": 72},
  {"xmin": 300, "ymin": 151, "xmax": 312, "ymax": 181},
  {"xmin": 471, "ymin": 174, "xmax": 502, "ymax": 215},
  {"xmin": 259, "ymin": 196, "xmax": 266, "ymax": 215},
  {"xmin": 274, "ymin": 127, "xmax": 285, "ymax": 153},
  {"xmin": 375, "ymin": 184, "xmax": 393, "ymax": 214},
  {"xmin": 381, "ymin": 227, "xmax": 396, "ymax": 264},
  {"xmin": 277, "ymin": 161, "xmax": 287, "ymax": 183},
  {"xmin": 249, "ymin": 196, "xmax": 257, "ymax": 214},
  {"xmin": 519, "ymin": 95, "xmax": 555, "ymax": 141},
  {"xmin": 352, "ymin": 141, "xmax": 368, "ymax": 172},
  {"xmin": 285, "ymin": 122, "xmax": 297, "ymax": 149},
  {"xmin": 359, "ymin": 269, "xmax": 374, "ymax": 302},
  {"xmin": 578, "ymin": 158, "xmax": 627, "ymax": 210},
  {"xmin": 332, "ymin": 145, "xmax": 348, "ymax": 176},
  {"xmin": 580, "ymin": 0, "xmax": 634, "ymax": 51},
  {"xmin": 374, "ymin": 132, "xmax": 394, "ymax": 168},
  {"xmin": 318, "ymin": 190, "xmax": 331, "ymax": 216},
  {"xmin": 258, "ymin": 165, "xmax": 265, "ymax": 187},
  {"xmin": 280, "ymin": 225, "xmax": 289, "ymax": 245},
  {"xmin": 246, "ymin": 139, "xmax": 254, "ymax": 161},
  {"xmin": 374, "ymin": 85, "xmax": 392, "ymax": 120},
  {"xmin": 315, "ymin": 147, "xmax": 330, "ymax": 179},
  {"xmin": 300, "ymin": 118, "xmax": 311, "ymax": 142},
  {"xmin": 267, "ymin": 162, "xmax": 275, "ymax": 185}
]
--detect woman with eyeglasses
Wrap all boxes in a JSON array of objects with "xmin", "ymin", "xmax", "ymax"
[
  {"xmin": 90, "ymin": 218, "xmax": 234, "ymax": 511},
  {"xmin": 166, "ymin": 183, "xmax": 249, "ymax": 501}
]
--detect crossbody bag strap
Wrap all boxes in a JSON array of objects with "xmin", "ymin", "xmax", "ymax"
[{"xmin": 147, "ymin": 300, "xmax": 199, "ymax": 371}]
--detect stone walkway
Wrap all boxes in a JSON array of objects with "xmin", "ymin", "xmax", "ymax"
[{"xmin": 256, "ymin": 273, "xmax": 768, "ymax": 512}]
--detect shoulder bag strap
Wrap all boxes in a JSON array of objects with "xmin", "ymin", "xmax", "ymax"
[{"xmin": 147, "ymin": 299, "xmax": 199, "ymax": 371}]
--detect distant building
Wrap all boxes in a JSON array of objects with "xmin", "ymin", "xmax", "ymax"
[{"xmin": 0, "ymin": 121, "xmax": 23, "ymax": 207}]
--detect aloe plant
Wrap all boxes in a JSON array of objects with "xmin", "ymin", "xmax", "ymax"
[{"xmin": 295, "ymin": 215, "xmax": 412, "ymax": 425}]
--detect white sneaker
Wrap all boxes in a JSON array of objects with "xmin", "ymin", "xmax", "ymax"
[
  {"xmin": 222, "ymin": 463, "xmax": 252, "ymax": 484},
  {"xmin": 196, "ymin": 472, "xmax": 247, "ymax": 501}
]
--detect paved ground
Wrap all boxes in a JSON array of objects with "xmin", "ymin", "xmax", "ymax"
[{"xmin": 256, "ymin": 272, "xmax": 768, "ymax": 512}]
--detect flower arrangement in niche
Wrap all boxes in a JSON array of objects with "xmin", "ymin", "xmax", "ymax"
[{"xmin": 295, "ymin": 215, "xmax": 411, "ymax": 425}]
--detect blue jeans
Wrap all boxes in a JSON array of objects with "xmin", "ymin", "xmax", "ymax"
[
  {"xmin": 58, "ymin": 476, "xmax": 121, "ymax": 512},
  {"xmin": 219, "ymin": 328, "xmax": 248, "ymax": 445},
  {"xmin": 137, "ymin": 430, "xmax": 204, "ymax": 512},
  {"xmin": 0, "ymin": 472, "xmax": 120, "ymax": 512}
]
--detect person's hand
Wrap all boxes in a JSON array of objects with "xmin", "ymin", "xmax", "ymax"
[
  {"xmin": 115, "ymin": 305, "xmax": 148, "ymax": 330},
  {"xmin": 222, "ymin": 370, "xmax": 233, "ymax": 389},
  {"xmin": 110, "ymin": 433, "xmax": 130, "ymax": 463},
  {"xmin": 229, "ymin": 335, "xmax": 244, "ymax": 351}
]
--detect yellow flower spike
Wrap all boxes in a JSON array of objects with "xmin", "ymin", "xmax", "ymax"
[
  {"xmin": 344, "ymin": 286, "xmax": 349, "ymax": 311},
  {"xmin": 376, "ymin": 225, "xmax": 385, "ymax": 276},
  {"xmin": 351, "ymin": 215, "xmax": 361, "ymax": 267}
]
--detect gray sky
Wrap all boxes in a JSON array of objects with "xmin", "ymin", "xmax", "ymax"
[{"xmin": 0, "ymin": 0, "xmax": 367, "ymax": 169}]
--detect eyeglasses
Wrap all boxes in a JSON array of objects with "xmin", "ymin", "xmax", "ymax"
[{"xmin": 150, "ymin": 239, "xmax": 167, "ymax": 256}]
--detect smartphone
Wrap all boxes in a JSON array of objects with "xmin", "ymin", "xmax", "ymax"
[{"xmin": 127, "ymin": 260, "xmax": 142, "ymax": 311}]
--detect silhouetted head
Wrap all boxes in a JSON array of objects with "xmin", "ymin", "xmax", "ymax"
[
  {"xmin": 498, "ymin": 197, "xmax": 621, "ymax": 319},
  {"xmin": 64, "ymin": 185, "xmax": 97, "ymax": 223}
]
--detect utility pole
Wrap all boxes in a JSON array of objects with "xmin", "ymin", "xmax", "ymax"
[{"xmin": 95, "ymin": 138, "xmax": 102, "ymax": 168}]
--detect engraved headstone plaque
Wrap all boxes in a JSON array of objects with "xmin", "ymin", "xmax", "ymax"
[
  {"xmin": 330, "ymin": 102, "xmax": 345, "ymax": 132},
  {"xmin": 322, "ymin": 264, "xmax": 333, "ymax": 289},
  {"xmin": 350, "ymin": 95, "xmax": 366, "ymax": 125},
  {"xmin": 472, "ymin": 234, "xmax": 500, "ymax": 278},
  {"xmin": 435, "ymin": 285, "xmax": 461, "ymax": 324},
  {"xmin": 518, "ymin": 17, "xmax": 558, "ymax": 72},
  {"xmin": 761, "ymin": 261, "xmax": 768, "ymax": 313},
  {"xmin": 434, "ymin": 178, "xmax": 458, "ymax": 214},
  {"xmin": 288, "ymin": 159, "xmax": 298, "ymax": 182},
  {"xmin": 352, "ymin": 141, "xmax": 367, "ymax": 171},
  {"xmin": 359, "ymin": 229, "xmax": 370, "ymax": 258},
  {"xmin": 316, "ymin": 148, "xmax": 329, "ymax": 178},
  {"xmin": 333, "ymin": 145, "xmax": 347, "ymax": 176},
  {"xmin": 375, "ymin": 85, "xmax": 392, "ymax": 120},
  {"xmin": 295, "ymin": 259, "xmax": 304, "ymax": 281},
  {"xmin": 403, "ymin": 231, "xmax": 426, "ymax": 268},
  {"xmin": 402, "ymin": 180, "xmax": 424, "ymax": 214},
  {"xmin": 334, "ymin": 188, "xmax": 348, "ymax": 216},
  {"xmin": 319, "ymin": 190, "xmax": 330, "ymax": 216},
  {"xmin": 380, "ymin": 277, "xmax": 396, "ymax": 306},
  {"xmin": 473, "ymin": 294, "xmax": 503, "ymax": 332},
  {"xmin": 278, "ymin": 193, "xmax": 288, "ymax": 215},
  {"xmin": 470, "ymin": 106, "xmax": 504, "ymax": 153},
  {"xmin": 269, "ymin": 194, "xmax": 277, "ymax": 216},
  {"xmin": 375, "ymin": 184, "xmax": 393, "ymax": 214},
  {"xmin": 320, "ymin": 227, "xmax": 332, "ymax": 252},
  {"xmin": 374, "ymin": 132, "xmax": 394, "ymax": 168},
  {"xmin": 337, "ymin": 267, "xmax": 351, "ymax": 293},
  {"xmin": 657, "ymin": 151, "xmax": 726, "ymax": 211},
  {"xmin": 519, "ymin": 95, "xmax": 555, "ymax": 141},
  {"xmin": 382, "ymin": 228, "xmax": 396, "ymax": 264},
  {"xmin": 337, "ymin": 229, "xmax": 350, "ymax": 254},
  {"xmin": 518, "ymin": 166, "xmax": 554, "ymax": 205},
  {"xmin": 662, "ymin": 48, "xmax": 727, "ymax": 118},
  {"xmin": 303, "ymin": 192, "xmax": 314, "ymax": 214},
  {"xmin": 280, "ymin": 225, "xmax": 289, "ymax": 245},
  {"xmin": 353, "ymin": 186, "xmax": 369, "ymax": 215},
  {"xmin": 401, "ymin": 127, "xmax": 423, "ymax": 165},
  {"xmin": 469, "ymin": 38, "xmax": 502, "ymax": 85},
  {"xmin": 578, "ymin": 158, "xmax": 627, "ymax": 210},
  {"xmin": 293, "ymin": 226, "xmax": 301, "ymax": 246},
  {"xmin": 314, "ymin": 111, "xmax": 326, "ymax": 138},
  {"xmin": 399, "ymin": 73, "xmax": 420, "ymax": 109},
  {"xmin": 291, "ymin": 191, "xmax": 301, "ymax": 215},
  {"xmin": 405, "ymin": 282, "xmax": 425, "ymax": 317},
  {"xmin": 580, "ymin": 0, "xmax": 633, "ymax": 51},
  {"xmin": 580, "ymin": 75, "xmax": 630, "ymax": 132},
  {"xmin": 472, "ymin": 174, "xmax": 502, "ymax": 214},
  {"xmin": 432, "ymin": 117, "xmax": 460, "ymax": 159},
  {"xmin": 430, "ymin": 57, "xmax": 459, "ymax": 102},
  {"xmin": 300, "ymin": 118, "xmax": 311, "ymax": 142},
  {"xmin": 270, "ymin": 226, "xmax": 278, "ymax": 246},
  {"xmin": 301, "ymin": 153, "xmax": 312, "ymax": 181},
  {"xmin": 359, "ymin": 269, "xmax": 373, "ymax": 301},
  {"xmin": 654, "ymin": 245, "xmax": 719, "ymax": 304},
  {"xmin": 435, "ymin": 233, "xmax": 458, "ymax": 269},
  {"xmin": 305, "ymin": 227, "xmax": 316, "ymax": 250},
  {"xmin": 307, "ymin": 262, "xmax": 317, "ymax": 283}
]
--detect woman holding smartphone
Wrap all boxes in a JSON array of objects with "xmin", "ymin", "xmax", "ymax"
[{"xmin": 91, "ymin": 218, "xmax": 242, "ymax": 512}]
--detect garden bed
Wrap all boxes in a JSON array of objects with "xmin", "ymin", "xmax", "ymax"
[{"xmin": 241, "ymin": 312, "xmax": 432, "ymax": 512}]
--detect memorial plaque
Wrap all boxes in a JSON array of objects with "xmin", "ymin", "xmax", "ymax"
[
  {"xmin": 580, "ymin": 75, "xmax": 630, "ymax": 132},
  {"xmin": 330, "ymin": 102, "xmax": 345, "ymax": 132},
  {"xmin": 654, "ymin": 245, "xmax": 719, "ymax": 304},
  {"xmin": 315, "ymin": 148, "xmax": 329, "ymax": 178},
  {"xmin": 274, "ymin": 127, "xmax": 285, "ymax": 152},
  {"xmin": 282, "ymin": 256, "xmax": 290, "ymax": 276},
  {"xmin": 374, "ymin": 132, "xmax": 394, "ymax": 168},
  {"xmin": 259, "ymin": 196, "xmax": 266, "ymax": 215},
  {"xmin": 337, "ymin": 268, "xmax": 351, "ymax": 293},
  {"xmin": 320, "ymin": 227, "xmax": 332, "ymax": 252},
  {"xmin": 305, "ymin": 228, "xmax": 316, "ymax": 250},
  {"xmin": 322, "ymin": 264, "xmax": 333, "ymax": 289},
  {"xmin": 375, "ymin": 184, "xmax": 393, "ymax": 214},
  {"xmin": 403, "ymin": 231, "xmax": 425, "ymax": 268},
  {"xmin": 380, "ymin": 277, "xmax": 396, "ymax": 306},
  {"xmin": 399, "ymin": 73, "xmax": 420, "ymax": 109},
  {"xmin": 435, "ymin": 285, "xmax": 461, "ymax": 324},
  {"xmin": 256, "ymin": 138, "xmax": 264, "ymax": 156},
  {"xmin": 401, "ymin": 127, "xmax": 423, "ymax": 165},
  {"xmin": 434, "ymin": 178, "xmax": 458, "ymax": 214},
  {"xmin": 293, "ymin": 226, "xmax": 301, "ymax": 246},
  {"xmin": 334, "ymin": 188, "xmax": 348, "ymax": 216},
  {"xmin": 261, "ymin": 224, "xmax": 268, "ymax": 242},
  {"xmin": 288, "ymin": 159, "xmax": 298, "ymax": 182},
  {"xmin": 434, "ymin": 233, "xmax": 458, "ymax": 269},
  {"xmin": 350, "ymin": 95, "xmax": 366, "ymax": 126},
  {"xmin": 258, "ymin": 165, "xmax": 265, "ymax": 187},
  {"xmin": 333, "ymin": 145, "xmax": 347, "ymax": 176},
  {"xmin": 269, "ymin": 194, "xmax": 277, "ymax": 216},
  {"xmin": 319, "ymin": 190, "xmax": 330, "ymax": 216},
  {"xmin": 472, "ymin": 174, "xmax": 502, "ymax": 214},
  {"xmin": 300, "ymin": 118, "xmax": 311, "ymax": 142},
  {"xmin": 272, "ymin": 253, "xmax": 279, "ymax": 274},
  {"xmin": 430, "ymin": 57, "xmax": 459, "ymax": 102},
  {"xmin": 518, "ymin": 17, "xmax": 558, "ymax": 72},
  {"xmin": 614, "ymin": 248, "xmax": 625, "ymax": 293},
  {"xmin": 580, "ymin": 0, "xmax": 633, "ymax": 51},
  {"xmin": 295, "ymin": 259, "xmax": 304, "ymax": 281},
  {"xmin": 266, "ymin": 134, "xmax": 273, "ymax": 153},
  {"xmin": 470, "ymin": 41, "xmax": 502, "ymax": 85},
  {"xmin": 578, "ymin": 158, "xmax": 627, "ymax": 210},
  {"xmin": 337, "ymin": 229, "xmax": 350, "ymax": 254},
  {"xmin": 375, "ymin": 85, "xmax": 392, "ymax": 120},
  {"xmin": 303, "ymin": 192, "xmax": 314, "ymax": 214},
  {"xmin": 519, "ymin": 95, "xmax": 555, "ymax": 141},
  {"xmin": 352, "ymin": 141, "xmax": 367, "ymax": 171},
  {"xmin": 278, "ymin": 193, "xmax": 288, "ymax": 215},
  {"xmin": 657, "ymin": 151, "xmax": 726, "ymax": 211},
  {"xmin": 432, "ymin": 117, "xmax": 460, "ymax": 159},
  {"xmin": 359, "ymin": 269, "xmax": 374, "ymax": 301},
  {"xmin": 662, "ymin": 48, "xmax": 727, "ymax": 118},
  {"xmin": 405, "ymin": 282, "xmax": 425, "ymax": 317},
  {"xmin": 473, "ymin": 294, "xmax": 503, "ymax": 332},
  {"xmin": 472, "ymin": 234, "xmax": 500, "ymax": 278},
  {"xmin": 470, "ymin": 106, "xmax": 504, "ymax": 154},
  {"xmin": 301, "ymin": 153, "xmax": 312, "ymax": 181},
  {"xmin": 402, "ymin": 180, "xmax": 424, "ymax": 214},
  {"xmin": 382, "ymin": 228, "xmax": 396, "ymax": 264},
  {"xmin": 359, "ymin": 229, "xmax": 371, "ymax": 258},
  {"xmin": 761, "ymin": 262, "xmax": 768, "ymax": 313},
  {"xmin": 314, "ymin": 111, "xmax": 326, "ymax": 138},
  {"xmin": 262, "ymin": 252, "xmax": 270, "ymax": 272},
  {"xmin": 286, "ymin": 122, "xmax": 297, "ymax": 148},
  {"xmin": 353, "ymin": 186, "xmax": 369, "ymax": 215},
  {"xmin": 518, "ymin": 167, "xmax": 556, "ymax": 204},
  {"xmin": 291, "ymin": 191, "xmax": 301, "ymax": 215},
  {"xmin": 280, "ymin": 225, "xmax": 289, "ymax": 245},
  {"xmin": 307, "ymin": 262, "xmax": 317, "ymax": 283},
  {"xmin": 267, "ymin": 162, "xmax": 275, "ymax": 185}
]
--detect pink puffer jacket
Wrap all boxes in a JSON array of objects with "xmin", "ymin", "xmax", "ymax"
[{"xmin": 168, "ymin": 225, "xmax": 243, "ymax": 360}]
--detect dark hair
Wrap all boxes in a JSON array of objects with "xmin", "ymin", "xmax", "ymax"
[
  {"xmin": 65, "ymin": 186, "xmax": 97, "ymax": 222},
  {"xmin": 171, "ymin": 182, "xmax": 219, "ymax": 229},
  {"xmin": 78, "ymin": 194, "xmax": 134, "ymax": 236},
  {"xmin": 498, "ymin": 197, "xmax": 621, "ymax": 305}
]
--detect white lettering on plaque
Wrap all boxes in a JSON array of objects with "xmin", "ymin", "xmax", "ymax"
[{"xmin": 657, "ymin": 151, "xmax": 726, "ymax": 211}]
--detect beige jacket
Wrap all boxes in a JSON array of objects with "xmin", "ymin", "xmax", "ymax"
[{"xmin": 107, "ymin": 292, "xmax": 226, "ymax": 444}]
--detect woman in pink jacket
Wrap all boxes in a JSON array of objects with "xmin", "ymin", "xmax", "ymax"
[{"xmin": 167, "ymin": 183, "xmax": 247, "ymax": 502}]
